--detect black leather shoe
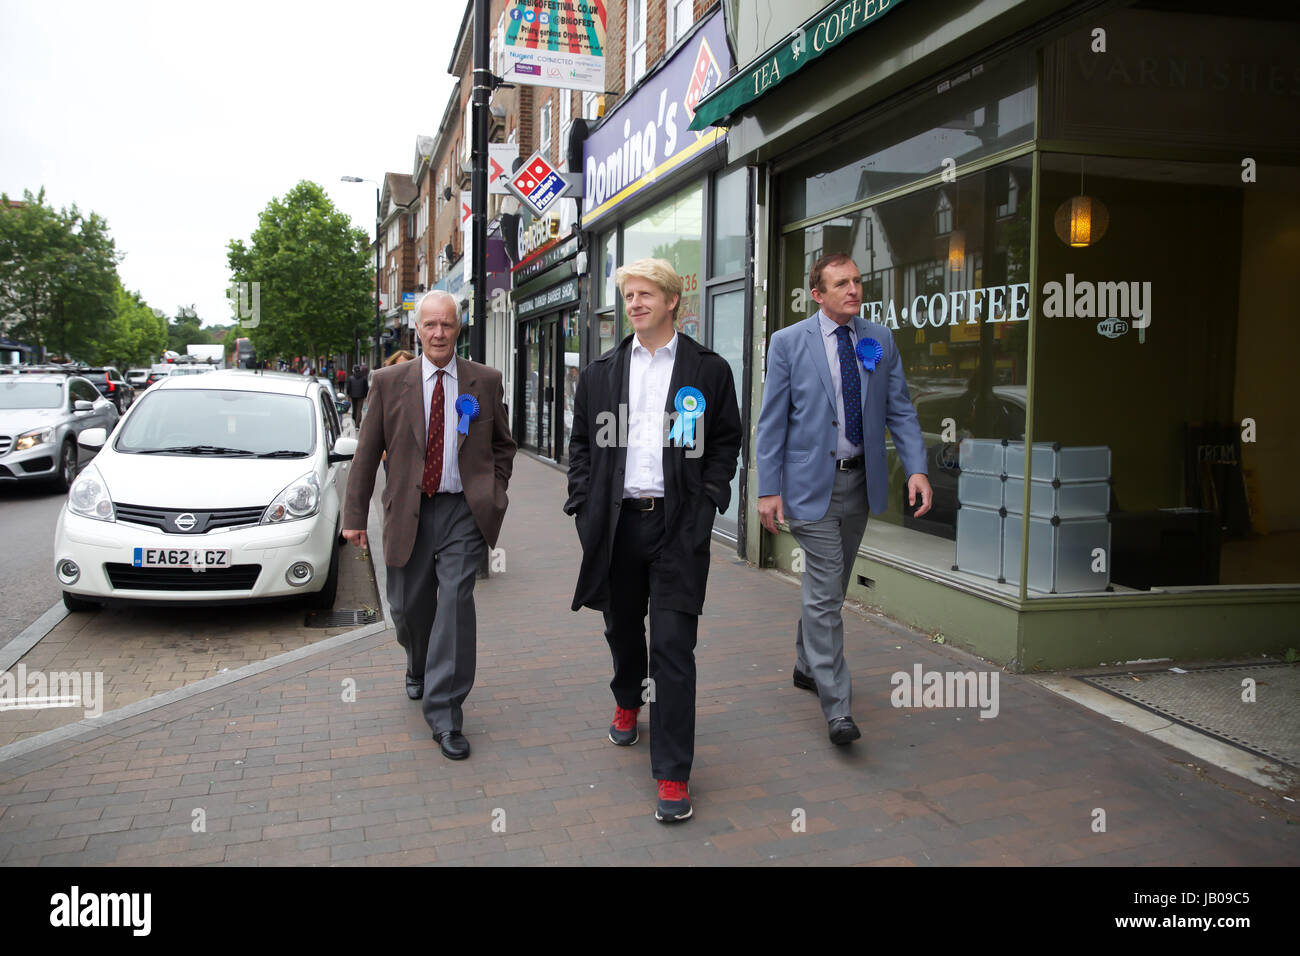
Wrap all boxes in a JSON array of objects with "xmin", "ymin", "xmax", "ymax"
[
  {"xmin": 828, "ymin": 716, "xmax": 862, "ymax": 746},
  {"xmin": 434, "ymin": 731, "xmax": 470, "ymax": 760},
  {"xmin": 792, "ymin": 668, "xmax": 816, "ymax": 692},
  {"xmin": 405, "ymin": 674, "xmax": 423, "ymax": 700}
]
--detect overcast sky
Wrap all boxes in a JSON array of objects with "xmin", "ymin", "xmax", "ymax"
[{"xmin": 0, "ymin": 0, "xmax": 460, "ymax": 327}]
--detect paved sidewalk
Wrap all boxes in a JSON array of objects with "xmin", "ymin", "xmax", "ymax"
[{"xmin": 0, "ymin": 455, "xmax": 1296, "ymax": 865}]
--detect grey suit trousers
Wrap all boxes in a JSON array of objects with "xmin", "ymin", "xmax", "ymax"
[
  {"xmin": 787, "ymin": 467, "xmax": 869, "ymax": 721},
  {"xmin": 387, "ymin": 491, "xmax": 486, "ymax": 735}
]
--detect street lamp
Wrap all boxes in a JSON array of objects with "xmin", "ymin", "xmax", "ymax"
[{"xmin": 341, "ymin": 175, "xmax": 382, "ymax": 369}]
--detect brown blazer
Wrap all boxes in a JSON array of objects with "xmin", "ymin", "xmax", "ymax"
[{"xmin": 343, "ymin": 355, "xmax": 517, "ymax": 567}]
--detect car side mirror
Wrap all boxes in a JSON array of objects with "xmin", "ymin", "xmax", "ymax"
[
  {"xmin": 73, "ymin": 400, "xmax": 94, "ymax": 413},
  {"xmin": 78, "ymin": 427, "xmax": 107, "ymax": 449},
  {"xmin": 328, "ymin": 436, "xmax": 357, "ymax": 464}
]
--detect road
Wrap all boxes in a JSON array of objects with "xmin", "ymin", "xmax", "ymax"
[{"xmin": 0, "ymin": 480, "xmax": 68, "ymax": 642}]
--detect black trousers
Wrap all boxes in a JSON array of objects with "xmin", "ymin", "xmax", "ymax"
[{"xmin": 603, "ymin": 505, "xmax": 698, "ymax": 782}]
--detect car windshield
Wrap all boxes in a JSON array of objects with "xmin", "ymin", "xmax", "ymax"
[
  {"xmin": 116, "ymin": 389, "xmax": 315, "ymax": 456},
  {"xmin": 0, "ymin": 381, "xmax": 63, "ymax": 409}
]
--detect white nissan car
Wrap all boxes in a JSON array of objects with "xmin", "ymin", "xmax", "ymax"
[{"xmin": 53, "ymin": 370, "xmax": 356, "ymax": 611}]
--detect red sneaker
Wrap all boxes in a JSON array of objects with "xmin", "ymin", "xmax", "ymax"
[
  {"xmin": 608, "ymin": 705, "xmax": 640, "ymax": 746},
  {"xmin": 656, "ymin": 779, "xmax": 693, "ymax": 822}
]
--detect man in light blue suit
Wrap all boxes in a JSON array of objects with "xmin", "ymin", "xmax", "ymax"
[{"xmin": 756, "ymin": 253, "xmax": 931, "ymax": 746}]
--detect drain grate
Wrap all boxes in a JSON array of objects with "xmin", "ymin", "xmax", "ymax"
[
  {"xmin": 305, "ymin": 608, "xmax": 379, "ymax": 628},
  {"xmin": 1082, "ymin": 662, "xmax": 1300, "ymax": 769}
]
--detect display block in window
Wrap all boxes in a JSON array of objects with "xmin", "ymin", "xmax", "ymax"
[
  {"xmin": 1004, "ymin": 442, "xmax": 1110, "ymax": 482},
  {"xmin": 1002, "ymin": 513, "xmax": 1111, "ymax": 593},
  {"xmin": 954, "ymin": 504, "xmax": 1004, "ymax": 581},
  {"xmin": 958, "ymin": 438, "xmax": 1006, "ymax": 476},
  {"xmin": 957, "ymin": 472, "xmax": 1005, "ymax": 510},
  {"xmin": 1004, "ymin": 477, "xmax": 1111, "ymax": 520}
]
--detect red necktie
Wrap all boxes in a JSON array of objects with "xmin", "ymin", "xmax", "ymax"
[{"xmin": 422, "ymin": 369, "xmax": 444, "ymax": 495}]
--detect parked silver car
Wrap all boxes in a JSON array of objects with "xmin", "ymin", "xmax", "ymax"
[{"xmin": 0, "ymin": 370, "xmax": 120, "ymax": 490}]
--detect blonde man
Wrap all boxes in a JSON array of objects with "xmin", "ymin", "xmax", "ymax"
[{"xmin": 565, "ymin": 257, "xmax": 742, "ymax": 822}]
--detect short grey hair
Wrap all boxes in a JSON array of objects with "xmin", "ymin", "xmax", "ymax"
[{"xmin": 415, "ymin": 290, "xmax": 461, "ymax": 329}]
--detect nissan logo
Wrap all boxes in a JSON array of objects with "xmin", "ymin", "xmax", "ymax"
[{"xmin": 174, "ymin": 513, "xmax": 197, "ymax": 531}]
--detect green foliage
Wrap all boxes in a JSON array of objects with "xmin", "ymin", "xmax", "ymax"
[
  {"xmin": 0, "ymin": 188, "xmax": 121, "ymax": 361},
  {"xmin": 87, "ymin": 280, "xmax": 168, "ymax": 370},
  {"xmin": 227, "ymin": 181, "xmax": 372, "ymax": 366},
  {"xmin": 168, "ymin": 305, "xmax": 213, "ymax": 352}
]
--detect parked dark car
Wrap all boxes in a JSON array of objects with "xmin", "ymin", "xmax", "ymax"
[{"xmin": 83, "ymin": 367, "xmax": 135, "ymax": 413}]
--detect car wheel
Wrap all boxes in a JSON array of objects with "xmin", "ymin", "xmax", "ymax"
[
  {"xmin": 63, "ymin": 591, "xmax": 101, "ymax": 613},
  {"xmin": 306, "ymin": 536, "xmax": 341, "ymax": 610},
  {"xmin": 53, "ymin": 441, "xmax": 77, "ymax": 492}
]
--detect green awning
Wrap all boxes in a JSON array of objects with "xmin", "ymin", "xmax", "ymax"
[{"xmin": 688, "ymin": 0, "xmax": 910, "ymax": 131}]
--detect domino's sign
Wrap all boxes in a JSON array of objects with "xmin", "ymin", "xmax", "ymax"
[{"xmin": 512, "ymin": 152, "xmax": 565, "ymax": 216}]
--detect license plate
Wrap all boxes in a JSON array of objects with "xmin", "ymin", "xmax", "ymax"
[{"xmin": 133, "ymin": 547, "xmax": 230, "ymax": 570}]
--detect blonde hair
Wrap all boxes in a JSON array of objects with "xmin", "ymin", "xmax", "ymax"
[
  {"xmin": 384, "ymin": 350, "xmax": 415, "ymax": 366},
  {"xmin": 614, "ymin": 258, "xmax": 683, "ymax": 321}
]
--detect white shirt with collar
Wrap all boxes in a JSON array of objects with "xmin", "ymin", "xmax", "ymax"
[
  {"xmin": 420, "ymin": 351, "xmax": 462, "ymax": 494},
  {"xmin": 624, "ymin": 331, "xmax": 678, "ymax": 498},
  {"xmin": 818, "ymin": 309, "xmax": 865, "ymax": 460}
]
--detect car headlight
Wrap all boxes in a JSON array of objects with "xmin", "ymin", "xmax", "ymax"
[
  {"xmin": 67, "ymin": 464, "xmax": 115, "ymax": 522},
  {"xmin": 262, "ymin": 472, "xmax": 320, "ymax": 524},
  {"xmin": 15, "ymin": 426, "xmax": 54, "ymax": 451}
]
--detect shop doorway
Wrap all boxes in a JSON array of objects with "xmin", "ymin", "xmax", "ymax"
[{"xmin": 518, "ymin": 311, "xmax": 580, "ymax": 462}]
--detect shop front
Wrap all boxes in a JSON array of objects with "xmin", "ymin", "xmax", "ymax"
[
  {"xmin": 690, "ymin": 0, "xmax": 1300, "ymax": 667},
  {"xmin": 516, "ymin": 271, "xmax": 582, "ymax": 463},
  {"xmin": 580, "ymin": 7, "xmax": 754, "ymax": 540}
]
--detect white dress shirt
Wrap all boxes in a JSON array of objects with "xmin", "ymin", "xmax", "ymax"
[
  {"xmin": 818, "ymin": 310, "xmax": 865, "ymax": 459},
  {"xmin": 421, "ymin": 352, "xmax": 463, "ymax": 493},
  {"xmin": 623, "ymin": 332, "xmax": 678, "ymax": 498}
]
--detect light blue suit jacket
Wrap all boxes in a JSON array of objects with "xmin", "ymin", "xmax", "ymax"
[{"xmin": 756, "ymin": 313, "xmax": 927, "ymax": 520}]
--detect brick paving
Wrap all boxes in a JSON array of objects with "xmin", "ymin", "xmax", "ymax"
[
  {"xmin": 0, "ymin": 542, "xmax": 379, "ymax": 747},
  {"xmin": 1, "ymin": 454, "xmax": 1297, "ymax": 866}
]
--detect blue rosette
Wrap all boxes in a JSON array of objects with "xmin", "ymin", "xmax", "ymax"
[
  {"xmin": 856, "ymin": 337, "xmax": 884, "ymax": 373},
  {"xmin": 667, "ymin": 386, "xmax": 706, "ymax": 448},
  {"xmin": 455, "ymin": 393, "xmax": 480, "ymax": 435}
]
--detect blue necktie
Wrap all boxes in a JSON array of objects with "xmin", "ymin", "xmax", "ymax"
[{"xmin": 834, "ymin": 325, "xmax": 863, "ymax": 448}]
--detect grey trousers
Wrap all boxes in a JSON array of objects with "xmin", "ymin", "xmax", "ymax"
[
  {"xmin": 787, "ymin": 467, "xmax": 869, "ymax": 721},
  {"xmin": 386, "ymin": 491, "xmax": 486, "ymax": 735}
]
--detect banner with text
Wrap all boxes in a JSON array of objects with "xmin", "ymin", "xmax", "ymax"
[{"xmin": 503, "ymin": 0, "xmax": 606, "ymax": 94}]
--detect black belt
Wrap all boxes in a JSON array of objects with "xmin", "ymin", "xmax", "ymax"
[
  {"xmin": 836, "ymin": 455, "xmax": 864, "ymax": 472},
  {"xmin": 621, "ymin": 497, "xmax": 662, "ymax": 511}
]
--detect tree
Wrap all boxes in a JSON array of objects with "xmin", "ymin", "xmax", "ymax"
[
  {"xmin": 227, "ymin": 181, "xmax": 371, "ymax": 368},
  {"xmin": 167, "ymin": 305, "xmax": 213, "ymax": 353},
  {"xmin": 88, "ymin": 280, "xmax": 168, "ymax": 370},
  {"xmin": 0, "ymin": 188, "xmax": 121, "ymax": 361}
]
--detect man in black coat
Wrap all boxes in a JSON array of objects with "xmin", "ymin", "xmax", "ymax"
[
  {"xmin": 346, "ymin": 365, "xmax": 369, "ymax": 427},
  {"xmin": 565, "ymin": 257, "xmax": 742, "ymax": 823}
]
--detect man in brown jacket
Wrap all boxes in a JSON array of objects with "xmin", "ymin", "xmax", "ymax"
[{"xmin": 342, "ymin": 291, "xmax": 516, "ymax": 760}]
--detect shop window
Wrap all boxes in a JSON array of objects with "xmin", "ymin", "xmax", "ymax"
[
  {"xmin": 1031, "ymin": 153, "xmax": 1299, "ymax": 593},
  {"xmin": 778, "ymin": 158, "xmax": 1033, "ymax": 574},
  {"xmin": 669, "ymin": 0, "xmax": 693, "ymax": 46},
  {"xmin": 623, "ymin": 182, "xmax": 704, "ymax": 339},
  {"xmin": 540, "ymin": 99, "xmax": 553, "ymax": 163},
  {"xmin": 626, "ymin": 0, "xmax": 647, "ymax": 87},
  {"xmin": 779, "ymin": 48, "xmax": 1035, "ymax": 223},
  {"xmin": 711, "ymin": 165, "xmax": 748, "ymax": 278}
]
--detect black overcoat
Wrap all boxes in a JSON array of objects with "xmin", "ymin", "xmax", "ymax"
[{"xmin": 564, "ymin": 332, "xmax": 742, "ymax": 615}]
